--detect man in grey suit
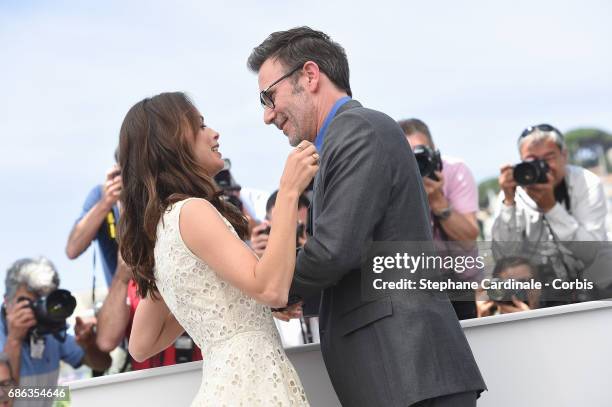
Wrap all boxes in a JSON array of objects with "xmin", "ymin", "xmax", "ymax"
[{"xmin": 248, "ymin": 27, "xmax": 486, "ymax": 407}]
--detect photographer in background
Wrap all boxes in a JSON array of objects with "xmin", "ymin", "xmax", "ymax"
[
  {"xmin": 250, "ymin": 191, "xmax": 315, "ymax": 344},
  {"xmin": 66, "ymin": 158, "xmax": 121, "ymax": 287},
  {"xmin": 250, "ymin": 190, "xmax": 310, "ymax": 258},
  {"xmin": 399, "ymin": 118, "xmax": 480, "ymax": 319},
  {"xmin": 492, "ymin": 124, "xmax": 608, "ymax": 305},
  {"xmin": 477, "ymin": 256, "xmax": 541, "ymax": 317},
  {"xmin": 214, "ymin": 159, "xmax": 259, "ymax": 234},
  {"xmin": 1, "ymin": 258, "xmax": 110, "ymax": 406}
]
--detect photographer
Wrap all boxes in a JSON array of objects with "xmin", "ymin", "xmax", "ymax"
[
  {"xmin": 399, "ymin": 118, "xmax": 480, "ymax": 319},
  {"xmin": 477, "ymin": 256, "xmax": 540, "ymax": 317},
  {"xmin": 66, "ymin": 159, "xmax": 121, "ymax": 286},
  {"xmin": 250, "ymin": 191, "xmax": 314, "ymax": 344},
  {"xmin": 0, "ymin": 257, "xmax": 110, "ymax": 403},
  {"xmin": 214, "ymin": 159, "xmax": 259, "ymax": 234},
  {"xmin": 492, "ymin": 124, "xmax": 608, "ymax": 304},
  {"xmin": 250, "ymin": 190, "xmax": 309, "ymax": 258}
]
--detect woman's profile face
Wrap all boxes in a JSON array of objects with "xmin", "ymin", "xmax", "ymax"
[{"xmin": 192, "ymin": 112, "xmax": 224, "ymax": 176}]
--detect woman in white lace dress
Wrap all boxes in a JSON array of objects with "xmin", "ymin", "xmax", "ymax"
[{"xmin": 116, "ymin": 92, "xmax": 317, "ymax": 406}]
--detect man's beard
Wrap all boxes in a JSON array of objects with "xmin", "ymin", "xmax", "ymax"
[{"xmin": 288, "ymin": 131, "xmax": 303, "ymax": 147}]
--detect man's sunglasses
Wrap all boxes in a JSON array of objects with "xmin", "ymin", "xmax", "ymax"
[
  {"xmin": 519, "ymin": 124, "xmax": 563, "ymax": 140},
  {"xmin": 259, "ymin": 65, "xmax": 303, "ymax": 110}
]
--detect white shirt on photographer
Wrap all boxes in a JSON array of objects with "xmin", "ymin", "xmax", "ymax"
[{"xmin": 492, "ymin": 164, "xmax": 608, "ymax": 244}]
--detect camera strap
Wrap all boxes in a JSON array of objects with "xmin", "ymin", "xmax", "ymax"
[
  {"xmin": 91, "ymin": 246, "xmax": 97, "ymax": 311},
  {"xmin": 553, "ymin": 179, "xmax": 571, "ymax": 212},
  {"xmin": 542, "ymin": 216, "xmax": 578, "ymax": 280}
]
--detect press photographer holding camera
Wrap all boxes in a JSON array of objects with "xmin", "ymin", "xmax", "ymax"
[
  {"xmin": 1, "ymin": 257, "xmax": 110, "ymax": 403},
  {"xmin": 399, "ymin": 119, "xmax": 480, "ymax": 243},
  {"xmin": 250, "ymin": 190, "xmax": 310, "ymax": 258},
  {"xmin": 66, "ymin": 159, "xmax": 122, "ymax": 287},
  {"xmin": 492, "ymin": 124, "xmax": 608, "ymax": 305},
  {"xmin": 477, "ymin": 256, "xmax": 541, "ymax": 317},
  {"xmin": 399, "ymin": 119, "xmax": 480, "ymax": 319}
]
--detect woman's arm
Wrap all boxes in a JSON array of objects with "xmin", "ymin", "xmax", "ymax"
[
  {"xmin": 180, "ymin": 143, "xmax": 318, "ymax": 308},
  {"xmin": 128, "ymin": 295, "xmax": 184, "ymax": 362}
]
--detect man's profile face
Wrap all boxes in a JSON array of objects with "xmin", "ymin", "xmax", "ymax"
[
  {"xmin": 258, "ymin": 58, "xmax": 316, "ymax": 146},
  {"xmin": 405, "ymin": 132, "xmax": 432, "ymax": 150},
  {"xmin": 519, "ymin": 138, "xmax": 567, "ymax": 186}
]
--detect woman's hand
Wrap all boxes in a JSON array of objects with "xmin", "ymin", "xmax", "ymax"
[{"xmin": 279, "ymin": 141, "xmax": 319, "ymax": 195}]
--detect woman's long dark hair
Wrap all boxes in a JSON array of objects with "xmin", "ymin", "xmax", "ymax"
[{"xmin": 117, "ymin": 92, "xmax": 248, "ymax": 298}]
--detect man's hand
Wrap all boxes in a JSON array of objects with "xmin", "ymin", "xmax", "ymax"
[
  {"xmin": 499, "ymin": 164, "xmax": 517, "ymax": 206},
  {"xmin": 525, "ymin": 172, "xmax": 556, "ymax": 212},
  {"xmin": 272, "ymin": 302, "xmax": 303, "ymax": 322},
  {"xmin": 497, "ymin": 296, "xmax": 531, "ymax": 314},
  {"xmin": 250, "ymin": 222, "xmax": 270, "ymax": 258},
  {"xmin": 6, "ymin": 299, "xmax": 36, "ymax": 341},
  {"xmin": 422, "ymin": 171, "xmax": 448, "ymax": 213},
  {"xmin": 476, "ymin": 300, "xmax": 496, "ymax": 318},
  {"xmin": 102, "ymin": 165, "xmax": 122, "ymax": 209},
  {"xmin": 75, "ymin": 316, "xmax": 97, "ymax": 349}
]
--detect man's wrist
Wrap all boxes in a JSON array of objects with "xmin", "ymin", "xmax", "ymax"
[
  {"xmin": 432, "ymin": 206, "xmax": 453, "ymax": 221},
  {"xmin": 5, "ymin": 335, "xmax": 24, "ymax": 347},
  {"xmin": 429, "ymin": 194, "xmax": 449, "ymax": 213},
  {"xmin": 539, "ymin": 199, "xmax": 556, "ymax": 213}
]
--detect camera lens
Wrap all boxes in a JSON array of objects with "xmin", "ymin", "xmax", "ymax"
[
  {"xmin": 413, "ymin": 145, "xmax": 436, "ymax": 178},
  {"xmin": 513, "ymin": 159, "xmax": 549, "ymax": 186},
  {"xmin": 43, "ymin": 289, "xmax": 76, "ymax": 321}
]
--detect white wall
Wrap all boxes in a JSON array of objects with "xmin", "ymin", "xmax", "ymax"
[{"xmin": 68, "ymin": 301, "xmax": 612, "ymax": 407}]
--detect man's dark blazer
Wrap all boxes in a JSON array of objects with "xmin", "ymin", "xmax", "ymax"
[{"xmin": 291, "ymin": 100, "xmax": 486, "ymax": 406}]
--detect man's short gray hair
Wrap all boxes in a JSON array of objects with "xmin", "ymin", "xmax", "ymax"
[
  {"xmin": 4, "ymin": 257, "xmax": 60, "ymax": 301},
  {"xmin": 518, "ymin": 126, "xmax": 566, "ymax": 152}
]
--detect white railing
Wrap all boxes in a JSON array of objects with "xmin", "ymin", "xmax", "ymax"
[{"xmin": 68, "ymin": 301, "xmax": 612, "ymax": 407}]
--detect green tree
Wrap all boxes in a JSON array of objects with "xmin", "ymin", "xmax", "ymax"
[
  {"xmin": 565, "ymin": 128, "xmax": 612, "ymax": 171},
  {"xmin": 478, "ymin": 177, "xmax": 499, "ymax": 209}
]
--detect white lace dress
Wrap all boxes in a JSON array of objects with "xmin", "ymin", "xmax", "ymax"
[{"xmin": 154, "ymin": 198, "xmax": 309, "ymax": 406}]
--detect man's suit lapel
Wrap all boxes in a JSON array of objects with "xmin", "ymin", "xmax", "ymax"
[{"xmin": 311, "ymin": 99, "xmax": 362, "ymax": 234}]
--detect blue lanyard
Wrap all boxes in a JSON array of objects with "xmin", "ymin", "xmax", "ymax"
[{"xmin": 314, "ymin": 96, "xmax": 351, "ymax": 151}]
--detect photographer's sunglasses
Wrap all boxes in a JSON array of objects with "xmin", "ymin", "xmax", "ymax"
[
  {"xmin": 259, "ymin": 65, "xmax": 302, "ymax": 110},
  {"xmin": 519, "ymin": 124, "xmax": 563, "ymax": 140}
]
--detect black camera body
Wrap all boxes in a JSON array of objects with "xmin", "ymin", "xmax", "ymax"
[
  {"xmin": 513, "ymin": 159, "xmax": 549, "ymax": 186},
  {"xmin": 17, "ymin": 289, "xmax": 77, "ymax": 341},
  {"xmin": 214, "ymin": 159, "xmax": 241, "ymax": 192},
  {"xmin": 214, "ymin": 159, "xmax": 244, "ymax": 211},
  {"xmin": 486, "ymin": 278, "xmax": 529, "ymax": 304},
  {"xmin": 413, "ymin": 145, "xmax": 443, "ymax": 181},
  {"xmin": 260, "ymin": 223, "xmax": 306, "ymax": 247}
]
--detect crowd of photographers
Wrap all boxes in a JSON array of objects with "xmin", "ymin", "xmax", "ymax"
[{"xmin": 2, "ymin": 118, "xmax": 610, "ymax": 405}]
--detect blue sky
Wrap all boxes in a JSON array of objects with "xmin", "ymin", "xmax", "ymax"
[{"xmin": 1, "ymin": 0, "xmax": 611, "ymax": 296}]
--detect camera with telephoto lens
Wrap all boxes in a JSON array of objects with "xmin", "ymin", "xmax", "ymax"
[
  {"xmin": 486, "ymin": 278, "xmax": 529, "ymax": 305},
  {"xmin": 413, "ymin": 145, "xmax": 443, "ymax": 181},
  {"xmin": 16, "ymin": 289, "xmax": 77, "ymax": 342},
  {"xmin": 513, "ymin": 159, "xmax": 549, "ymax": 186},
  {"xmin": 214, "ymin": 159, "xmax": 243, "ymax": 211}
]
